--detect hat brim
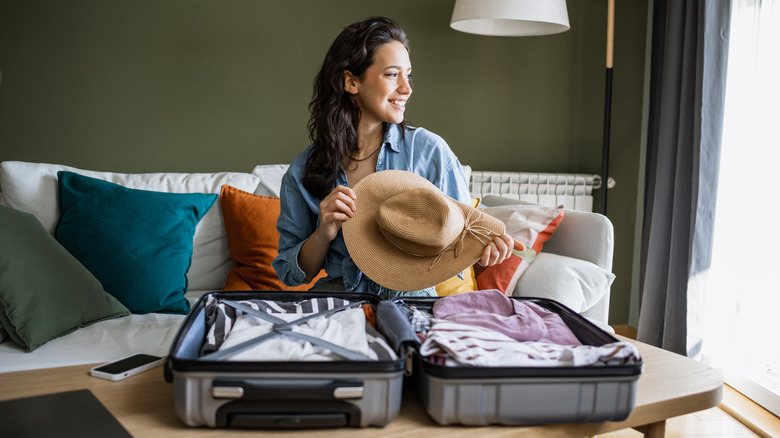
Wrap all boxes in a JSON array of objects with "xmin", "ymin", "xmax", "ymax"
[{"xmin": 343, "ymin": 170, "xmax": 505, "ymax": 291}]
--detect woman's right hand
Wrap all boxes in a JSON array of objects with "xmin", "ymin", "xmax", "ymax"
[{"xmin": 316, "ymin": 185, "xmax": 357, "ymax": 243}]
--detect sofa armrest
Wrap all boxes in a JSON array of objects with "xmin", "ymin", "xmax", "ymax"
[{"xmin": 543, "ymin": 209, "xmax": 614, "ymax": 272}]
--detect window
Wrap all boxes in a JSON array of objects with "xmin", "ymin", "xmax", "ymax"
[{"xmin": 703, "ymin": 0, "xmax": 780, "ymax": 416}]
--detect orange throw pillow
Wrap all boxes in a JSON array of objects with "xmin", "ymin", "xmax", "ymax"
[{"xmin": 220, "ymin": 185, "xmax": 325, "ymax": 291}]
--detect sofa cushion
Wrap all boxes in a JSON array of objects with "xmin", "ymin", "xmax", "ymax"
[
  {"xmin": 251, "ymin": 164, "xmax": 289, "ymax": 197},
  {"xmin": 219, "ymin": 185, "xmax": 326, "ymax": 290},
  {"xmin": 0, "ymin": 161, "xmax": 261, "ymax": 291},
  {"xmin": 0, "ymin": 205, "xmax": 130, "ymax": 351},
  {"xmin": 475, "ymin": 204, "xmax": 564, "ymax": 294},
  {"xmin": 512, "ymin": 253, "xmax": 615, "ymax": 313},
  {"xmin": 56, "ymin": 172, "xmax": 217, "ymax": 314}
]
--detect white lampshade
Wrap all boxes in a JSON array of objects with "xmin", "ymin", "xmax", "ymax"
[{"xmin": 450, "ymin": 0, "xmax": 570, "ymax": 36}]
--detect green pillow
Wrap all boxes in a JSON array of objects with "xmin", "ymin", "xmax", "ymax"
[
  {"xmin": 0, "ymin": 205, "xmax": 130, "ymax": 351},
  {"xmin": 55, "ymin": 171, "xmax": 217, "ymax": 314}
]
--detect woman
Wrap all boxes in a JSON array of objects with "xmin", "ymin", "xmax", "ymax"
[{"xmin": 273, "ymin": 16, "xmax": 512, "ymax": 297}]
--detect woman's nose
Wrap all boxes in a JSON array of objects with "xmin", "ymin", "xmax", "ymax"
[{"xmin": 399, "ymin": 77, "xmax": 412, "ymax": 94}]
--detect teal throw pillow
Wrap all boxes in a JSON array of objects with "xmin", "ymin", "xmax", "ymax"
[
  {"xmin": 55, "ymin": 171, "xmax": 217, "ymax": 314},
  {"xmin": 0, "ymin": 205, "xmax": 130, "ymax": 351}
]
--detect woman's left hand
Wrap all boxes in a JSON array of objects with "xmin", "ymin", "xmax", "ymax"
[{"xmin": 477, "ymin": 233, "xmax": 515, "ymax": 267}]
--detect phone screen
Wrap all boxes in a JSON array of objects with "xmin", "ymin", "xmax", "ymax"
[{"xmin": 93, "ymin": 354, "xmax": 162, "ymax": 374}]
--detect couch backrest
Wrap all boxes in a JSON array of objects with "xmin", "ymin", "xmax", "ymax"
[
  {"xmin": 0, "ymin": 161, "xmax": 263, "ymax": 291},
  {"xmin": 251, "ymin": 164, "xmax": 289, "ymax": 197}
]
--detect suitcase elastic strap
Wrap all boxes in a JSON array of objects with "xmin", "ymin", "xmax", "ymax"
[{"xmin": 202, "ymin": 300, "xmax": 371, "ymax": 361}]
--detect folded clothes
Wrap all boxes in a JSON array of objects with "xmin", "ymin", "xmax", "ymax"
[
  {"xmin": 200, "ymin": 296, "xmax": 396, "ymax": 361},
  {"xmin": 201, "ymin": 296, "xmax": 356, "ymax": 356},
  {"xmin": 419, "ymin": 319, "xmax": 640, "ymax": 367},
  {"xmin": 433, "ymin": 289, "xmax": 581, "ymax": 345}
]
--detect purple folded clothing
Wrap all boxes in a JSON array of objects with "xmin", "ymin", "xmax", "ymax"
[{"xmin": 432, "ymin": 289, "xmax": 581, "ymax": 346}]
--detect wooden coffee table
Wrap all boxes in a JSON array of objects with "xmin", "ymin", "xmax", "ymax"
[{"xmin": 0, "ymin": 336, "xmax": 721, "ymax": 437}]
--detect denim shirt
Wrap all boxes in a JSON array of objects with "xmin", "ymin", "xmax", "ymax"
[{"xmin": 273, "ymin": 124, "xmax": 471, "ymax": 292}]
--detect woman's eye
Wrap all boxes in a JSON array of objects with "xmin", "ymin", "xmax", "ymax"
[{"xmin": 385, "ymin": 73, "xmax": 398, "ymax": 78}]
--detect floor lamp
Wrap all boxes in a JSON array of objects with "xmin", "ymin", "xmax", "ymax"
[{"xmin": 451, "ymin": 0, "xmax": 615, "ymax": 215}]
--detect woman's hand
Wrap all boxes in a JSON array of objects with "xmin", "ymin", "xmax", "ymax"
[
  {"xmin": 477, "ymin": 232, "xmax": 515, "ymax": 267},
  {"xmin": 315, "ymin": 185, "xmax": 357, "ymax": 243},
  {"xmin": 299, "ymin": 185, "xmax": 356, "ymax": 282}
]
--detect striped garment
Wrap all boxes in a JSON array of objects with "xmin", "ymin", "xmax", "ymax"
[
  {"xmin": 199, "ymin": 296, "xmax": 397, "ymax": 361},
  {"xmin": 419, "ymin": 319, "xmax": 640, "ymax": 367}
]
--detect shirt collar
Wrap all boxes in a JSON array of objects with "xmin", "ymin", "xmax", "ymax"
[{"xmin": 384, "ymin": 124, "xmax": 402, "ymax": 153}]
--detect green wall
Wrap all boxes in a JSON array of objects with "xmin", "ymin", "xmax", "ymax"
[{"xmin": 0, "ymin": 0, "xmax": 648, "ymax": 325}]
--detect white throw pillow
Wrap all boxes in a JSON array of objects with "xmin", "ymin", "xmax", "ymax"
[
  {"xmin": 0, "ymin": 161, "xmax": 261, "ymax": 291},
  {"xmin": 511, "ymin": 252, "xmax": 615, "ymax": 314},
  {"xmin": 251, "ymin": 164, "xmax": 289, "ymax": 197}
]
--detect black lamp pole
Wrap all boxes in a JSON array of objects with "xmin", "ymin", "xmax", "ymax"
[{"xmin": 600, "ymin": 0, "xmax": 615, "ymax": 216}]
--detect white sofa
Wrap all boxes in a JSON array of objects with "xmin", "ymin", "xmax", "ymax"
[{"xmin": 0, "ymin": 161, "xmax": 614, "ymax": 373}]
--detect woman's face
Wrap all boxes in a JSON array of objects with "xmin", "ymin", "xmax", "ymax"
[{"xmin": 346, "ymin": 41, "xmax": 413, "ymax": 127}]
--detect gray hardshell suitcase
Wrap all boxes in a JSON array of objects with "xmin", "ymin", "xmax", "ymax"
[
  {"xmin": 166, "ymin": 291, "xmax": 641, "ymax": 429},
  {"xmin": 400, "ymin": 296, "xmax": 642, "ymax": 426},
  {"xmin": 165, "ymin": 291, "xmax": 411, "ymax": 428}
]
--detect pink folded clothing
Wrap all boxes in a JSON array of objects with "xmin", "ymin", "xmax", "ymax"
[{"xmin": 432, "ymin": 289, "xmax": 581, "ymax": 346}]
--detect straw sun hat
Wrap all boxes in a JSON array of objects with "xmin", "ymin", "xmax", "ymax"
[{"xmin": 342, "ymin": 170, "xmax": 506, "ymax": 291}]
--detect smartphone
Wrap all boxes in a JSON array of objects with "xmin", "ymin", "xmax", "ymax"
[{"xmin": 90, "ymin": 353, "xmax": 165, "ymax": 381}]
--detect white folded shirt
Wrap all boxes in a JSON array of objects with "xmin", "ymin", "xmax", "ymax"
[{"xmin": 219, "ymin": 308, "xmax": 381, "ymax": 361}]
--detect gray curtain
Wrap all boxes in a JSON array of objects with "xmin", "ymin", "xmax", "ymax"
[{"xmin": 637, "ymin": 0, "xmax": 731, "ymax": 357}]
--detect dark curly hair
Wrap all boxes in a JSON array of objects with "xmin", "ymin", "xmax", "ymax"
[{"xmin": 303, "ymin": 16, "xmax": 411, "ymax": 199}]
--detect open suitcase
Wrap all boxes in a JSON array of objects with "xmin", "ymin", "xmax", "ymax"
[
  {"xmin": 403, "ymin": 295, "xmax": 642, "ymax": 425},
  {"xmin": 165, "ymin": 290, "xmax": 642, "ymax": 428}
]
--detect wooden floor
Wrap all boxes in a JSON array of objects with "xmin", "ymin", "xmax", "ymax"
[{"xmin": 606, "ymin": 326, "xmax": 780, "ymax": 438}]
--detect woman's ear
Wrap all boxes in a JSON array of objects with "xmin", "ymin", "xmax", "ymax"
[{"xmin": 344, "ymin": 71, "xmax": 359, "ymax": 95}]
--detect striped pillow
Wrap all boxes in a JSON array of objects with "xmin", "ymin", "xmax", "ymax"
[{"xmin": 475, "ymin": 204, "xmax": 565, "ymax": 294}]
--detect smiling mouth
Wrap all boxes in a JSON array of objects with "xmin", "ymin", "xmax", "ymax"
[{"xmin": 389, "ymin": 99, "xmax": 406, "ymax": 108}]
